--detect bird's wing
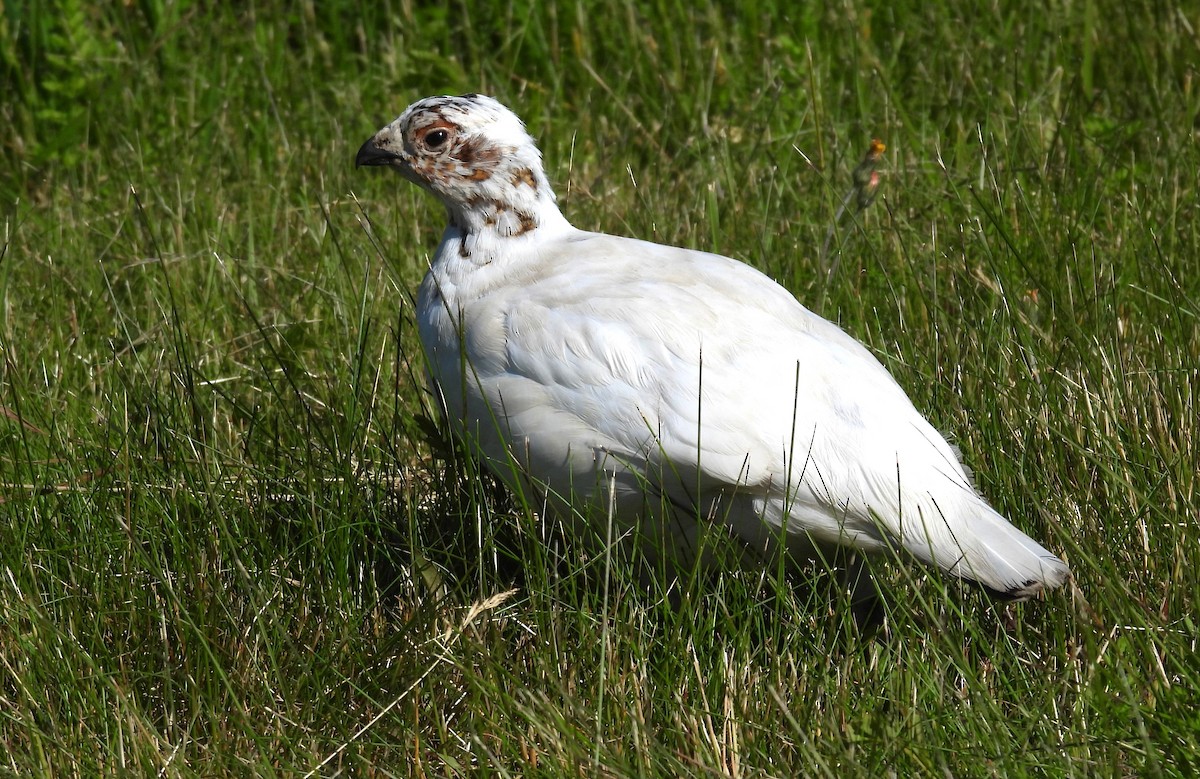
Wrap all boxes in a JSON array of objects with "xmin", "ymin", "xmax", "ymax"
[{"xmin": 466, "ymin": 232, "xmax": 934, "ymax": 498}]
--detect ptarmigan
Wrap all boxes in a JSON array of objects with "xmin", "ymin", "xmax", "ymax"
[{"xmin": 356, "ymin": 93, "xmax": 1069, "ymax": 605}]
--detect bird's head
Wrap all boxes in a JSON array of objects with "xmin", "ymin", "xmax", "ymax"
[{"xmin": 356, "ymin": 94, "xmax": 562, "ymax": 239}]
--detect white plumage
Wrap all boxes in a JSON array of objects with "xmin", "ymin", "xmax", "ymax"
[{"xmin": 356, "ymin": 93, "xmax": 1069, "ymax": 602}]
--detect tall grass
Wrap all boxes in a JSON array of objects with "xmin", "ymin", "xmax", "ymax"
[{"xmin": 1, "ymin": 0, "xmax": 1197, "ymax": 775}]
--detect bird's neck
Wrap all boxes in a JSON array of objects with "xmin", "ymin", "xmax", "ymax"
[{"xmin": 441, "ymin": 169, "xmax": 572, "ymax": 263}]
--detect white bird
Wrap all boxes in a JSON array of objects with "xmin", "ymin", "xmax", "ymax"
[{"xmin": 355, "ymin": 93, "xmax": 1069, "ymax": 605}]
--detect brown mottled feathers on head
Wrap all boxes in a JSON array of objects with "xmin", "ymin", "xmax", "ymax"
[{"xmin": 358, "ymin": 94, "xmax": 560, "ymax": 242}]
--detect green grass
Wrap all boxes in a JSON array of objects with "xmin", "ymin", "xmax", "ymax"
[{"xmin": 2, "ymin": 0, "xmax": 1198, "ymax": 775}]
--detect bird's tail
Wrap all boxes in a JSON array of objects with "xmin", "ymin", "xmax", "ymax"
[{"xmin": 901, "ymin": 497, "xmax": 1070, "ymax": 600}]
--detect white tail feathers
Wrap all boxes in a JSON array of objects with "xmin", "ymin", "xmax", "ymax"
[{"xmin": 902, "ymin": 499, "xmax": 1070, "ymax": 600}]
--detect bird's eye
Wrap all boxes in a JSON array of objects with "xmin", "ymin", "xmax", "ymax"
[{"xmin": 424, "ymin": 129, "xmax": 450, "ymax": 149}]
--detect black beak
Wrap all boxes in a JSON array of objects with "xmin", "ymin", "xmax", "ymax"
[{"xmin": 355, "ymin": 137, "xmax": 399, "ymax": 168}]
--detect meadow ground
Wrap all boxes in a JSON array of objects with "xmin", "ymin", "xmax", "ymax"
[{"xmin": 1, "ymin": 1, "xmax": 1197, "ymax": 775}]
